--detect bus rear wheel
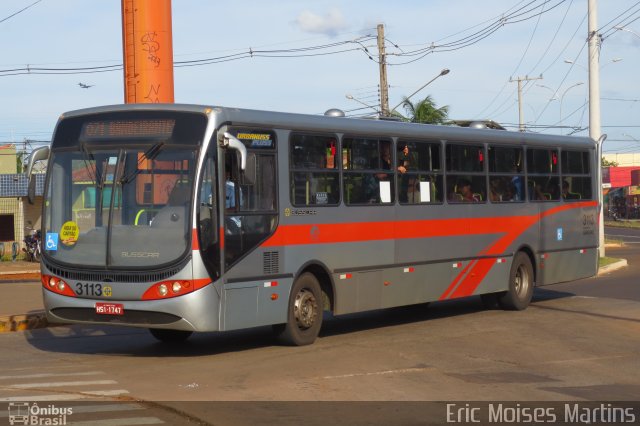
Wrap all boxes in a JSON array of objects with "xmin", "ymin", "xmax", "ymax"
[
  {"xmin": 499, "ymin": 252, "xmax": 534, "ymax": 310},
  {"xmin": 148, "ymin": 328, "xmax": 193, "ymax": 343},
  {"xmin": 273, "ymin": 272, "xmax": 323, "ymax": 346}
]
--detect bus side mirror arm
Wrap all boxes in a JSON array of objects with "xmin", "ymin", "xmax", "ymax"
[
  {"xmin": 25, "ymin": 146, "xmax": 50, "ymax": 204},
  {"xmin": 221, "ymin": 132, "xmax": 247, "ymax": 171}
]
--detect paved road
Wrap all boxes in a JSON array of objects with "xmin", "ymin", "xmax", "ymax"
[
  {"xmin": 0, "ymin": 230, "xmax": 638, "ymax": 425},
  {"xmin": 605, "ymin": 224, "xmax": 640, "ymax": 245},
  {"xmin": 1, "ymin": 286, "xmax": 640, "ymax": 424},
  {"xmin": 546, "ymin": 245, "xmax": 640, "ymax": 302}
]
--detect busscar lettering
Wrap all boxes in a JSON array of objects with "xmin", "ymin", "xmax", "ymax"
[
  {"xmin": 289, "ymin": 209, "xmax": 317, "ymax": 216},
  {"xmin": 121, "ymin": 251, "xmax": 160, "ymax": 258}
]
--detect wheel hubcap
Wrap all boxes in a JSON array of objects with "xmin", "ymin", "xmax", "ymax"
[
  {"xmin": 514, "ymin": 265, "xmax": 529, "ymax": 297},
  {"xmin": 293, "ymin": 289, "xmax": 318, "ymax": 329}
]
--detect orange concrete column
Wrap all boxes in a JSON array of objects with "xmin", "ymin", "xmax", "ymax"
[{"xmin": 122, "ymin": 0, "xmax": 174, "ymax": 103}]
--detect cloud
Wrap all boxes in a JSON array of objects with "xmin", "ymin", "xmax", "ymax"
[{"xmin": 294, "ymin": 8, "xmax": 348, "ymax": 37}]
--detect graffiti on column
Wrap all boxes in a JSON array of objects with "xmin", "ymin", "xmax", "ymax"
[
  {"xmin": 141, "ymin": 31, "xmax": 161, "ymax": 68},
  {"xmin": 144, "ymin": 84, "xmax": 161, "ymax": 103}
]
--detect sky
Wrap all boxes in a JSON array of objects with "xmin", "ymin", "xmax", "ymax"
[{"xmin": 1, "ymin": 0, "xmax": 639, "ymax": 155}]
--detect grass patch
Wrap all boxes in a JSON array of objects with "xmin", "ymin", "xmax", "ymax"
[{"xmin": 599, "ymin": 256, "xmax": 622, "ymax": 268}]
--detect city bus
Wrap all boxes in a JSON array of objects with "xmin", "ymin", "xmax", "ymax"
[{"xmin": 26, "ymin": 104, "xmax": 599, "ymax": 345}]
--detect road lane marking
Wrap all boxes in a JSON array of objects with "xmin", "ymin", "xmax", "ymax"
[
  {"xmin": 0, "ymin": 389, "xmax": 130, "ymax": 401},
  {"xmin": 0, "ymin": 371, "xmax": 105, "ymax": 380},
  {"xmin": 8, "ymin": 380, "xmax": 118, "ymax": 389},
  {"xmin": 322, "ymin": 367, "xmax": 430, "ymax": 379},
  {"xmin": 68, "ymin": 417, "xmax": 164, "ymax": 425},
  {"xmin": 79, "ymin": 389, "xmax": 130, "ymax": 396},
  {"xmin": 605, "ymin": 233, "xmax": 640, "ymax": 239},
  {"xmin": 0, "ymin": 403, "xmax": 142, "ymax": 417},
  {"xmin": 1, "ymin": 394, "xmax": 83, "ymax": 402}
]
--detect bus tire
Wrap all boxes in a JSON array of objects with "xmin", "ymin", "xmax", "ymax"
[
  {"xmin": 148, "ymin": 328, "xmax": 193, "ymax": 343},
  {"xmin": 274, "ymin": 272, "xmax": 323, "ymax": 346},
  {"xmin": 499, "ymin": 252, "xmax": 534, "ymax": 311}
]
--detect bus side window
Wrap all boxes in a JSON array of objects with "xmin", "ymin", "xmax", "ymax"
[{"xmin": 289, "ymin": 134, "xmax": 340, "ymax": 206}]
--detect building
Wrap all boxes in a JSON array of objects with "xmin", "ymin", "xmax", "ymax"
[
  {"xmin": 0, "ymin": 144, "xmax": 45, "ymax": 260},
  {"xmin": 603, "ymin": 165, "xmax": 640, "ymax": 219},
  {"xmin": 602, "ymin": 152, "xmax": 640, "ymax": 167}
]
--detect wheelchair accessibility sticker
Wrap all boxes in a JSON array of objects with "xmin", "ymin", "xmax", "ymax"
[{"xmin": 45, "ymin": 233, "xmax": 59, "ymax": 251}]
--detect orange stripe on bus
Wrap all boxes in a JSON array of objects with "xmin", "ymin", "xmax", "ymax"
[
  {"xmin": 191, "ymin": 229, "xmax": 199, "ymax": 250},
  {"xmin": 442, "ymin": 200, "xmax": 596, "ymax": 299},
  {"xmin": 257, "ymin": 201, "xmax": 597, "ymax": 300}
]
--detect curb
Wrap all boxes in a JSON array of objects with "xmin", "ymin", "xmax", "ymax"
[
  {"xmin": 0, "ymin": 311, "xmax": 48, "ymax": 333},
  {"xmin": 598, "ymin": 259, "xmax": 628, "ymax": 276}
]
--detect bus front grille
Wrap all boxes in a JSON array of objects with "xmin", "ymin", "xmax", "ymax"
[{"xmin": 43, "ymin": 259, "xmax": 186, "ymax": 284}]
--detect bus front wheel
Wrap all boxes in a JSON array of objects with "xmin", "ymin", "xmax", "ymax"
[
  {"xmin": 273, "ymin": 272, "xmax": 323, "ymax": 346},
  {"xmin": 499, "ymin": 252, "xmax": 534, "ymax": 310},
  {"xmin": 148, "ymin": 328, "xmax": 193, "ymax": 343}
]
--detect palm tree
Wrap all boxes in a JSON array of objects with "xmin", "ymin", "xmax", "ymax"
[{"xmin": 395, "ymin": 95, "xmax": 449, "ymax": 124}]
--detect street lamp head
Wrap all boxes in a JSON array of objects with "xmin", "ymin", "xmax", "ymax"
[
  {"xmin": 564, "ymin": 59, "xmax": 574, "ymax": 65},
  {"xmin": 440, "ymin": 68, "xmax": 450, "ymax": 76},
  {"xmin": 345, "ymin": 94, "xmax": 354, "ymax": 100}
]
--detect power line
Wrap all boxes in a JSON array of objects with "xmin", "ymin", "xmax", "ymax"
[{"xmin": 0, "ymin": 0, "xmax": 42, "ymax": 25}]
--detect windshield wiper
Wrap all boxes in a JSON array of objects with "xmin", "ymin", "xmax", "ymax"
[
  {"xmin": 119, "ymin": 142, "xmax": 165, "ymax": 185},
  {"xmin": 80, "ymin": 141, "xmax": 102, "ymax": 189}
]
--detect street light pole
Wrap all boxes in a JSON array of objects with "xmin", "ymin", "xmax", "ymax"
[
  {"xmin": 588, "ymin": 0, "xmax": 606, "ymax": 259},
  {"xmin": 564, "ymin": 58, "xmax": 623, "ymax": 70},
  {"xmin": 614, "ymin": 25, "xmax": 640, "ymax": 39},
  {"xmin": 389, "ymin": 68, "xmax": 450, "ymax": 115},
  {"xmin": 559, "ymin": 82, "xmax": 584, "ymax": 134}
]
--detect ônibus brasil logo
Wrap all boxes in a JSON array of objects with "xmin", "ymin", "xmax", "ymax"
[{"xmin": 7, "ymin": 402, "xmax": 72, "ymax": 425}]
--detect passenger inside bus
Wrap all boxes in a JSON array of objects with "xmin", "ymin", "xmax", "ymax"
[
  {"xmin": 489, "ymin": 178, "xmax": 506, "ymax": 202},
  {"xmin": 404, "ymin": 175, "xmax": 421, "ymax": 203},
  {"xmin": 511, "ymin": 164, "xmax": 524, "ymax": 201},
  {"xmin": 562, "ymin": 180, "xmax": 581, "ymax": 200},
  {"xmin": 451, "ymin": 178, "xmax": 480, "ymax": 202},
  {"xmin": 397, "ymin": 143, "xmax": 410, "ymax": 174}
]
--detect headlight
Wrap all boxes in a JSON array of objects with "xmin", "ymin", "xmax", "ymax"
[{"xmin": 158, "ymin": 284, "xmax": 168, "ymax": 297}]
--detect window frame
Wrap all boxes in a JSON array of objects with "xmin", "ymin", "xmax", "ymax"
[
  {"xmin": 289, "ymin": 132, "xmax": 341, "ymax": 207},
  {"xmin": 397, "ymin": 139, "xmax": 444, "ymax": 205},
  {"xmin": 560, "ymin": 149, "xmax": 593, "ymax": 201},
  {"xmin": 341, "ymin": 135, "xmax": 395, "ymax": 206},
  {"xmin": 487, "ymin": 145, "xmax": 525, "ymax": 203},
  {"xmin": 526, "ymin": 147, "xmax": 560, "ymax": 202},
  {"xmin": 445, "ymin": 142, "xmax": 487, "ymax": 204}
]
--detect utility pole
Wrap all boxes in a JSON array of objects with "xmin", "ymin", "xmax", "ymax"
[
  {"xmin": 377, "ymin": 24, "xmax": 390, "ymax": 117},
  {"xmin": 509, "ymin": 75, "xmax": 542, "ymax": 132},
  {"xmin": 121, "ymin": 0, "xmax": 175, "ymax": 103},
  {"xmin": 588, "ymin": 0, "xmax": 605, "ymax": 258}
]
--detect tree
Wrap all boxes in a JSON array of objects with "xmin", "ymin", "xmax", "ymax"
[
  {"xmin": 16, "ymin": 151, "xmax": 26, "ymax": 173},
  {"xmin": 602, "ymin": 157, "xmax": 618, "ymax": 167},
  {"xmin": 394, "ymin": 95, "xmax": 450, "ymax": 124}
]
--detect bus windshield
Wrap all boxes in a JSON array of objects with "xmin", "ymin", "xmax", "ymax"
[{"xmin": 43, "ymin": 145, "xmax": 197, "ymax": 269}]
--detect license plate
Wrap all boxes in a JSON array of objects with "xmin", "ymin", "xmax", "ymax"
[{"xmin": 95, "ymin": 302, "xmax": 124, "ymax": 316}]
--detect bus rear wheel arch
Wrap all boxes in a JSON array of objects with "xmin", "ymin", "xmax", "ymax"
[{"xmin": 273, "ymin": 272, "xmax": 323, "ymax": 346}]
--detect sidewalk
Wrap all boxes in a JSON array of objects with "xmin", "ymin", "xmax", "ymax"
[{"xmin": 0, "ymin": 260, "xmax": 46, "ymax": 332}]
